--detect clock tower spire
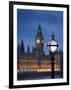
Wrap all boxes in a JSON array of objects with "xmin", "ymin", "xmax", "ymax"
[{"xmin": 36, "ymin": 24, "xmax": 44, "ymax": 52}]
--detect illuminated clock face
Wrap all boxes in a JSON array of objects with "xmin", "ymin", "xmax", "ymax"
[{"xmin": 36, "ymin": 39, "xmax": 40, "ymax": 44}]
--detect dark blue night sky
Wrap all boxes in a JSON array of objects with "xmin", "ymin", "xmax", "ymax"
[{"xmin": 17, "ymin": 9, "xmax": 63, "ymax": 54}]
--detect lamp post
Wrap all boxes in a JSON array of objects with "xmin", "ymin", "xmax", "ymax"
[{"xmin": 47, "ymin": 33, "xmax": 58, "ymax": 78}]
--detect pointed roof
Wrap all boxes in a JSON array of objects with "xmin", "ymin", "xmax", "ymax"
[
  {"xmin": 36, "ymin": 24, "xmax": 44, "ymax": 39},
  {"xmin": 38, "ymin": 24, "xmax": 41, "ymax": 32},
  {"xmin": 27, "ymin": 45, "xmax": 30, "ymax": 54},
  {"xmin": 20, "ymin": 40, "xmax": 25, "ymax": 53},
  {"xmin": 51, "ymin": 32, "xmax": 55, "ymax": 40}
]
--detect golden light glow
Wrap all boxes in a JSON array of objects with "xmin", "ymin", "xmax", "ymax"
[
  {"xmin": 36, "ymin": 39, "xmax": 40, "ymax": 44},
  {"xmin": 18, "ymin": 68, "xmax": 61, "ymax": 72},
  {"xmin": 18, "ymin": 62, "xmax": 61, "ymax": 72},
  {"xmin": 18, "ymin": 57, "xmax": 61, "ymax": 73},
  {"xmin": 37, "ymin": 69, "xmax": 51, "ymax": 72}
]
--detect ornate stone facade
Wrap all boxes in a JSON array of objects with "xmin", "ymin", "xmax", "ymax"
[{"xmin": 17, "ymin": 24, "xmax": 63, "ymax": 73}]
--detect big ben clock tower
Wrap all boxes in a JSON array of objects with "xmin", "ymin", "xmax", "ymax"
[{"xmin": 35, "ymin": 24, "xmax": 44, "ymax": 54}]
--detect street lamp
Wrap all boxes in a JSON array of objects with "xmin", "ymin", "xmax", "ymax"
[{"xmin": 47, "ymin": 33, "xmax": 58, "ymax": 78}]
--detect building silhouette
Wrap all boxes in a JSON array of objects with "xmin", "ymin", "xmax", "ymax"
[{"xmin": 17, "ymin": 24, "xmax": 63, "ymax": 73}]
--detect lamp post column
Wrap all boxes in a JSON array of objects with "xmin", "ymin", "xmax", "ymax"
[
  {"xmin": 51, "ymin": 53, "xmax": 55, "ymax": 78},
  {"xmin": 47, "ymin": 33, "xmax": 59, "ymax": 79}
]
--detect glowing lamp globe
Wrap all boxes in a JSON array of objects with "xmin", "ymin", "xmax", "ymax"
[{"xmin": 48, "ymin": 40, "xmax": 58, "ymax": 53}]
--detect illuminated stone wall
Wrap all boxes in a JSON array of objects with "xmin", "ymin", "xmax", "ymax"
[{"xmin": 17, "ymin": 54, "xmax": 61, "ymax": 72}]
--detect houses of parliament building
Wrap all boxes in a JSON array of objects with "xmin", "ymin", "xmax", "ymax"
[{"xmin": 17, "ymin": 24, "xmax": 63, "ymax": 73}]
